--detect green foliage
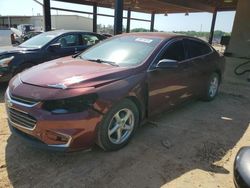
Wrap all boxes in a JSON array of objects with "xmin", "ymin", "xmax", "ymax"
[
  {"xmin": 131, "ymin": 28, "xmax": 149, "ymax": 32},
  {"xmin": 130, "ymin": 28, "xmax": 158, "ymax": 32},
  {"xmin": 97, "ymin": 24, "xmax": 230, "ymax": 40},
  {"xmin": 130, "ymin": 28, "xmax": 230, "ymax": 40}
]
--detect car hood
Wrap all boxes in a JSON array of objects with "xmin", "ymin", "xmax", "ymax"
[
  {"xmin": 20, "ymin": 56, "xmax": 135, "ymax": 89},
  {"xmin": 0, "ymin": 46, "xmax": 39, "ymax": 55}
]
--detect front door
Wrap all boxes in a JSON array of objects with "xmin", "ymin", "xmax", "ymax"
[
  {"xmin": 46, "ymin": 33, "xmax": 81, "ymax": 61},
  {"xmin": 147, "ymin": 39, "xmax": 194, "ymax": 116}
]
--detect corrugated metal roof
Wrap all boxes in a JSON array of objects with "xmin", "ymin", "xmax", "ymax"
[{"xmin": 54, "ymin": 0, "xmax": 238, "ymax": 13}]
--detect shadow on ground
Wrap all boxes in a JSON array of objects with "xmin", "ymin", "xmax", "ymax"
[
  {"xmin": 4, "ymin": 90, "xmax": 250, "ymax": 187},
  {"xmin": 0, "ymin": 83, "xmax": 8, "ymax": 103}
]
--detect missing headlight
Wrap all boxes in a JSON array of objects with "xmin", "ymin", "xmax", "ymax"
[{"xmin": 42, "ymin": 94, "xmax": 98, "ymax": 114}]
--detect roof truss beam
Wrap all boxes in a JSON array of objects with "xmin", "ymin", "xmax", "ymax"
[{"xmin": 159, "ymin": 0, "xmax": 215, "ymax": 12}]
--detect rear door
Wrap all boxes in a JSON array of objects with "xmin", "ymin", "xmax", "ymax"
[
  {"xmin": 183, "ymin": 39, "xmax": 214, "ymax": 95},
  {"xmin": 147, "ymin": 39, "xmax": 194, "ymax": 116}
]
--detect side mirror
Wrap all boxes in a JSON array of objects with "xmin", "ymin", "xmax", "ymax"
[
  {"xmin": 156, "ymin": 59, "xmax": 178, "ymax": 69},
  {"xmin": 48, "ymin": 43, "xmax": 61, "ymax": 51}
]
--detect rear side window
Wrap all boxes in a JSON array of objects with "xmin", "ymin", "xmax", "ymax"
[
  {"xmin": 81, "ymin": 34, "xmax": 100, "ymax": 46},
  {"xmin": 185, "ymin": 39, "xmax": 212, "ymax": 59},
  {"xmin": 161, "ymin": 40, "xmax": 185, "ymax": 61}
]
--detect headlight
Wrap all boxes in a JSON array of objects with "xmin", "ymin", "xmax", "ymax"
[
  {"xmin": 42, "ymin": 94, "xmax": 98, "ymax": 114},
  {"xmin": 0, "ymin": 56, "xmax": 14, "ymax": 68}
]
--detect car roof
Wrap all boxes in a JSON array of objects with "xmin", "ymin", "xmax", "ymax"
[
  {"xmin": 43, "ymin": 30, "xmax": 98, "ymax": 36},
  {"xmin": 121, "ymin": 32, "xmax": 185, "ymax": 40},
  {"xmin": 120, "ymin": 32, "xmax": 212, "ymax": 46}
]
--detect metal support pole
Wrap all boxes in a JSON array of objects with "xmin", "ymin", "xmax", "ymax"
[
  {"xmin": 8, "ymin": 16, "xmax": 10, "ymax": 28},
  {"xmin": 9, "ymin": 17, "xmax": 12, "ymax": 27},
  {"xmin": 209, "ymin": 9, "xmax": 217, "ymax": 44},
  {"xmin": 114, "ymin": 0, "xmax": 123, "ymax": 35},
  {"xmin": 43, "ymin": 0, "xmax": 51, "ymax": 31},
  {"xmin": 93, "ymin": 3, "xmax": 97, "ymax": 32},
  {"xmin": 126, "ymin": 9, "xmax": 131, "ymax": 33},
  {"xmin": 150, "ymin": 12, "xmax": 155, "ymax": 32}
]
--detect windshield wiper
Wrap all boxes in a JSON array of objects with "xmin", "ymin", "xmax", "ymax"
[{"xmin": 87, "ymin": 58, "xmax": 119, "ymax": 67}]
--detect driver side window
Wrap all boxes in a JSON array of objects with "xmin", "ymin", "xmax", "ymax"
[
  {"xmin": 55, "ymin": 34, "xmax": 80, "ymax": 48},
  {"xmin": 161, "ymin": 40, "xmax": 185, "ymax": 62}
]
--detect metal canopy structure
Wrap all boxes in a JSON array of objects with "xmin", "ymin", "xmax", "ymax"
[
  {"xmin": 53, "ymin": 0, "xmax": 238, "ymax": 13},
  {"xmin": 43, "ymin": 0, "xmax": 238, "ymax": 43}
]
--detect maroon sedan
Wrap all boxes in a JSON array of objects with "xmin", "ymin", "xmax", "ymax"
[{"xmin": 5, "ymin": 33, "xmax": 225, "ymax": 151}]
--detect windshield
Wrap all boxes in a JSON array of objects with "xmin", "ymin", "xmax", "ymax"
[
  {"xmin": 20, "ymin": 32, "xmax": 58, "ymax": 48},
  {"xmin": 79, "ymin": 36, "xmax": 162, "ymax": 67}
]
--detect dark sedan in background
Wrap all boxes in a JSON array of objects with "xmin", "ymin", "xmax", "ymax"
[
  {"xmin": 0, "ymin": 30, "xmax": 106, "ymax": 82},
  {"xmin": 5, "ymin": 32, "xmax": 225, "ymax": 151}
]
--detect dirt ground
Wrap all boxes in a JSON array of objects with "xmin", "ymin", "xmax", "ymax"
[{"xmin": 0, "ymin": 74, "xmax": 250, "ymax": 187}]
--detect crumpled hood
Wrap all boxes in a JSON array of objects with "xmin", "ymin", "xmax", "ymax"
[
  {"xmin": 0, "ymin": 46, "xmax": 39, "ymax": 55},
  {"xmin": 20, "ymin": 56, "xmax": 135, "ymax": 89}
]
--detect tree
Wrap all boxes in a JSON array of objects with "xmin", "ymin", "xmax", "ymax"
[{"xmin": 131, "ymin": 28, "xmax": 150, "ymax": 32}]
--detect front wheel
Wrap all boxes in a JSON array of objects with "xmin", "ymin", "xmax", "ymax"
[
  {"xmin": 201, "ymin": 72, "xmax": 220, "ymax": 101},
  {"xmin": 97, "ymin": 99, "xmax": 139, "ymax": 151}
]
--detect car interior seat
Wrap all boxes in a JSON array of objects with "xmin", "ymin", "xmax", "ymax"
[
  {"xmin": 82, "ymin": 38, "xmax": 88, "ymax": 45},
  {"xmin": 60, "ymin": 38, "xmax": 67, "ymax": 47}
]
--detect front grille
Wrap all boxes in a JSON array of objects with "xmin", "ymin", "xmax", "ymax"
[
  {"xmin": 10, "ymin": 93, "xmax": 38, "ymax": 106},
  {"xmin": 8, "ymin": 108, "xmax": 37, "ymax": 130}
]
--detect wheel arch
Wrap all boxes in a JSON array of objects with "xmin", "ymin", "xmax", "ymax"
[
  {"xmin": 125, "ymin": 96, "xmax": 145, "ymax": 124},
  {"xmin": 215, "ymin": 69, "xmax": 222, "ymax": 83}
]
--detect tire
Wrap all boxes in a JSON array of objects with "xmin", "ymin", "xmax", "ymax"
[
  {"xmin": 201, "ymin": 72, "xmax": 220, "ymax": 101},
  {"xmin": 13, "ymin": 63, "xmax": 33, "ymax": 76},
  {"xmin": 97, "ymin": 99, "xmax": 139, "ymax": 151}
]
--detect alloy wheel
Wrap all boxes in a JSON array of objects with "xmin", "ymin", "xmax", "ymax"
[
  {"xmin": 108, "ymin": 108, "xmax": 135, "ymax": 145},
  {"xmin": 208, "ymin": 75, "xmax": 219, "ymax": 98}
]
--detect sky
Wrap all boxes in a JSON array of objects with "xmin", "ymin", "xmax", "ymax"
[{"xmin": 0, "ymin": 0, "xmax": 236, "ymax": 32}]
